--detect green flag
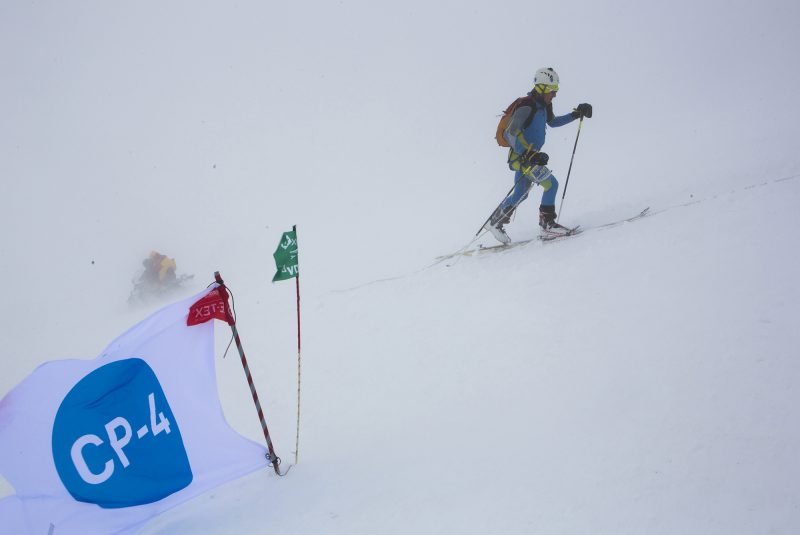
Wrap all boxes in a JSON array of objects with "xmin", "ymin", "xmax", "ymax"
[{"xmin": 272, "ymin": 228, "xmax": 299, "ymax": 282}]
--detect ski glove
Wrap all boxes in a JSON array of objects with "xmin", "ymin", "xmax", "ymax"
[
  {"xmin": 572, "ymin": 103, "xmax": 593, "ymax": 119},
  {"xmin": 522, "ymin": 151, "xmax": 549, "ymax": 167}
]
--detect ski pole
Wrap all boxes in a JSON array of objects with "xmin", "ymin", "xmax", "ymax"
[{"xmin": 557, "ymin": 116, "xmax": 584, "ymax": 222}]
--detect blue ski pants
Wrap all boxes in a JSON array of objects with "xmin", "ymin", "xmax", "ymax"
[{"xmin": 500, "ymin": 169, "xmax": 559, "ymax": 211}]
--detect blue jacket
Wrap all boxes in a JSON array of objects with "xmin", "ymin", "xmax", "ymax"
[{"xmin": 503, "ymin": 94, "xmax": 575, "ymax": 160}]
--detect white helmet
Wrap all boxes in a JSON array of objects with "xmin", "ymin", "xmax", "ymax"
[{"xmin": 533, "ymin": 67, "xmax": 559, "ymax": 90}]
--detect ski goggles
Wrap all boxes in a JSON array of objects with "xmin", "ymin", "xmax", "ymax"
[{"xmin": 534, "ymin": 83, "xmax": 559, "ymax": 94}]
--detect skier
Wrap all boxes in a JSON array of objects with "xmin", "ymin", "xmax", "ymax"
[
  {"xmin": 127, "ymin": 251, "xmax": 181, "ymax": 304},
  {"xmin": 140, "ymin": 251, "xmax": 177, "ymax": 286},
  {"xmin": 486, "ymin": 67, "xmax": 592, "ymax": 244}
]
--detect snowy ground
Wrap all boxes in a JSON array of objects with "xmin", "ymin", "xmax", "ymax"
[
  {"xmin": 131, "ymin": 175, "xmax": 800, "ymax": 535},
  {"xmin": 2, "ymin": 1, "xmax": 800, "ymax": 533}
]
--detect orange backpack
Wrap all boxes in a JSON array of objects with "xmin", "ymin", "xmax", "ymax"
[{"xmin": 495, "ymin": 95, "xmax": 535, "ymax": 147}]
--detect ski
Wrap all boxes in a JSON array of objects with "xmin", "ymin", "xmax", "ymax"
[
  {"xmin": 477, "ymin": 239, "xmax": 535, "ymax": 253},
  {"xmin": 539, "ymin": 225, "xmax": 582, "ymax": 241},
  {"xmin": 434, "ymin": 239, "xmax": 531, "ymax": 261},
  {"xmin": 435, "ymin": 207, "xmax": 650, "ymax": 262},
  {"xmin": 593, "ymin": 207, "xmax": 650, "ymax": 229},
  {"xmin": 479, "ymin": 224, "xmax": 582, "ymax": 250},
  {"xmin": 435, "ymin": 227, "xmax": 578, "ymax": 261}
]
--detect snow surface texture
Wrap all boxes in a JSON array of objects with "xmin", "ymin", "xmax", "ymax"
[{"xmin": 2, "ymin": 1, "xmax": 800, "ymax": 533}]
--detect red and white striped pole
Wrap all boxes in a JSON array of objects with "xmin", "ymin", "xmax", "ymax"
[
  {"xmin": 214, "ymin": 271, "xmax": 283, "ymax": 475},
  {"xmin": 293, "ymin": 225, "xmax": 302, "ymax": 465}
]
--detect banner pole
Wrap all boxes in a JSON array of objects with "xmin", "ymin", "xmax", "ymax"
[
  {"xmin": 293, "ymin": 225, "xmax": 302, "ymax": 465},
  {"xmin": 214, "ymin": 271, "xmax": 283, "ymax": 476}
]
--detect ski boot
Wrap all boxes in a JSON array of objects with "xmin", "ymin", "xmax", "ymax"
[
  {"xmin": 485, "ymin": 205, "xmax": 515, "ymax": 244},
  {"xmin": 538, "ymin": 205, "xmax": 572, "ymax": 237}
]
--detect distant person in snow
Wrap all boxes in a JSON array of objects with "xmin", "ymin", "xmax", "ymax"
[
  {"xmin": 140, "ymin": 251, "xmax": 177, "ymax": 287},
  {"xmin": 486, "ymin": 67, "xmax": 592, "ymax": 244},
  {"xmin": 128, "ymin": 251, "xmax": 194, "ymax": 305}
]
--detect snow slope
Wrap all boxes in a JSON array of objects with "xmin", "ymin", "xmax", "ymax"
[
  {"xmin": 132, "ymin": 176, "xmax": 800, "ymax": 535},
  {"xmin": 2, "ymin": 1, "xmax": 800, "ymax": 533}
]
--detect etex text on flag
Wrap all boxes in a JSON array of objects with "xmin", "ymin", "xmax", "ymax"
[{"xmin": 0, "ymin": 286, "xmax": 267, "ymax": 535}]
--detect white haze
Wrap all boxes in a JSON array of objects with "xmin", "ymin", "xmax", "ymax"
[{"xmin": 2, "ymin": 0, "xmax": 800, "ymax": 533}]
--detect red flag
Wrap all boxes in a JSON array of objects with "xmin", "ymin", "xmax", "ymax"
[{"xmin": 187, "ymin": 287, "xmax": 234, "ymax": 326}]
